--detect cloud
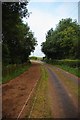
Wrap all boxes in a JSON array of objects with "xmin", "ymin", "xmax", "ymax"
[
  {"xmin": 29, "ymin": 0, "xmax": 79, "ymax": 3},
  {"xmin": 26, "ymin": 9, "xmax": 58, "ymax": 57},
  {"xmin": 23, "ymin": 2, "xmax": 78, "ymax": 57}
]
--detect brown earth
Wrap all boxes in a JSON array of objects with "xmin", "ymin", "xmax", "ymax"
[
  {"xmin": 2, "ymin": 62, "xmax": 41, "ymax": 119},
  {"xmin": 2, "ymin": 61, "xmax": 79, "ymax": 119}
]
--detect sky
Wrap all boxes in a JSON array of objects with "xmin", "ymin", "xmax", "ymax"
[{"xmin": 23, "ymin": 0, "xmax": 78, "ymax": 57}]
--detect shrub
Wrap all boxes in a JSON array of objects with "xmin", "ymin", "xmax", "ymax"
[{"xmin": 46, "ymin": 59, "xmax": 80, "ymax": 68}]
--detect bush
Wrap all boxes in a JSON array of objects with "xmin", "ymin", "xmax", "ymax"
[
  {"xmin": 46, "ymin": 59, "xmax": 80, "ymax": 68},
  {"xmin": 29, "ymin": 56, "xmax": 37, "ymax": 60},
  {"xmin": 46, "ymin": 59, "xmax": 80, "ymax": 77}
]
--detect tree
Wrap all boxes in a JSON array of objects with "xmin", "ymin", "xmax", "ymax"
[
  {"xmin": 41, "ymin": 18, "xmax": 80, "ymax": 59},
  {"xmin": 2, "ymin": 2, "xmax": 37, "ymax": 64}
]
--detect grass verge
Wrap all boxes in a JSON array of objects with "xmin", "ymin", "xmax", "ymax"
[
  {"xmin": 56, "ymin": 64, "xmax": 80, "ymax": 77},
  {"xmin": 46, "ymin": 59, "xmax": 80, "ymax": 77},
  {"xmin": 49, "ymin": 65, "xmax": 78, "ymax": 99},
  {"xmin": 47, "ymin": 65, "xmax": 78, "ymax": 110},
  {"xmin": 2, "ymin": 63, "xmax": 31, "ymax": 84},
  {"xmin": 27, "ymin": 65, "xmax": 52, "ymax": 118}
]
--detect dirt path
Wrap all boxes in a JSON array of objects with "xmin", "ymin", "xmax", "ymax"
[
  {"xmin": 2, "ymin": 61, "xmax": 79, "ymax": 119},
  {"xmin": 45, "ymin": 64, "xmax": 78, "ymax": 118},
  {"xmin": 2, "ymin": 62, "xmax": 41, "ymax": 119}
]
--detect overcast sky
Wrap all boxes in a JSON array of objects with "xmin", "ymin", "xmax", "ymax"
[{"xmin": 23, "ymin": 0, "xmax": 78, "ymax": 57}]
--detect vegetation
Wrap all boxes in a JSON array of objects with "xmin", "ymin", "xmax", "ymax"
[
  {"xmin": 27, "ymin": 65, "xmax": 52, "ymax": 118},
  {"xmin": 2, "ymin": 62, "xmax": 31, "ymax": 84},
  {"xmin": 46, "ymin": 59, "xmax": 80, "ymax": 68},
  {"xmin": 41, "ymin": 18, "xmax": 80, "ymax": 59},
  {"xmin": 29, "ymin": 56, "xmax": 43, "ymax": 60},
  {"xmin": 41, "ymin": 18, "xmax": 80, "ymax": 77},
  {"xmin": 57, "ymin": 65, "xmax": 79, "ymax": 77},
  {"xmin": 2, "ymin": 2, "xmax": 37, "ymax": 65},
  {"xmin": 50, "ymin": 66, "xmax": 78, "ymax": 98},
  {"xmin": 2, "ymin": 2, "xmax": 37, "ymax": 83},
  {"xmin": 37, "ymin": 57, "xmax": 43, "ymax": 60},
  {"xmin": 46, "ymin": 59, "xmax": 80, "ymax": 77},
  {"xmin": 29, "ymin": 56, "xmax": 37, "ymax": 60}
]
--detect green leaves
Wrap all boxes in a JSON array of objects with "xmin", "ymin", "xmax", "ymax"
[
  {"xmin": 41, "ymin": 18, "xmax": 80, "ymax": 59},
  {"xmin": 2, "ymin": 2, "xmax": 37, "ymax": 64}
]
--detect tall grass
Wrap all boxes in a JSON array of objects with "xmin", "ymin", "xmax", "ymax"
[
  {"xmin": 2, "ymin": 63, "xmax": 31, "ymax": 84},
  {"xmin": 56, "ymin": 64, "xmax": 80, "ymax": 77},
  {"xmin": 46, "ymin": 59, "xmax": 80, "ymax": 77}
]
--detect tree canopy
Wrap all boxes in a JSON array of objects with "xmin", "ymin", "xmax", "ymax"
[
  {"xmin": 2, "ymin": 2, "xmax": 37, "ymax": 64},
  {"xmin": 41, "ymin": 18, "xmax": 80, "ymax": 59}
]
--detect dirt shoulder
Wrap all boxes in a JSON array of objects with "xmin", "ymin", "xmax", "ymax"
[{"xmin": 2, "ymin": 62, "xmax": 41, "ymax": 118}]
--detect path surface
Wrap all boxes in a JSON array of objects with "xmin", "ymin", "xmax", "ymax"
[
  {"xmin": 45, "ymin": 64, "xmax": 78, "ymax": 118},
  {"xmin": 2, "ymin": 62, "xmax": 41, "ymax": 118},
  {"xmin": 2, "ymin": 61, "xmax": 79, "ymax": 119}
]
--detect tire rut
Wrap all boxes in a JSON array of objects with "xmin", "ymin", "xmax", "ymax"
[{"xmin": 46, "ymin": 66, "xmax": 78, "ymax": 118}]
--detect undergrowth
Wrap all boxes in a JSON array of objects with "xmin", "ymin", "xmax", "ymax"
[{"xmin": 2, "ymin": 63, "xmax": 31, "ymax": 84}]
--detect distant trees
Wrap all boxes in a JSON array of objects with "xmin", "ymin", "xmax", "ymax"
[
  {"xmin": 41, "ymin": 18, "xmax": 80, "ymax": 59},
  {"xmin": 2, "ymin": 2, "xmax": 37, "ymax": 64}
]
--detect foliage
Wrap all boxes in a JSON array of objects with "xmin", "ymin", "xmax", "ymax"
[
  {"xmin": 2, "ymin": 2, "xmax": 37, "ymax": 64},
  {"xmin": 2, "ymin": 62, "xmax": 31, "ymax": 84},
  {"xmin": 26, "ymin": 65, "xmax": 52, "ymax": 118},
  {"xmin": 46, "ymin": 59, "xmax": 80, "ymax": 68},
  {"xmin": 41, "ymin": 18, "xmax": 80, "ymax": 59},
  {"xmin": 57, "ymin": 65, "xmax": 80, "ymax": 77},
  {"xmin": 29, "ymin": 56, "xmax": 37, "ymax": 60},
  {"xmin": 46, "ymin": 59, "xmax": 80, "ymax": 77}
]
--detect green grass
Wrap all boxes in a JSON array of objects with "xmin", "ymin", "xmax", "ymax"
[
  {"xmin": 56, "ymin": 64, "xmax": 80, "ymax": 77},
  {"xmin": 46, "ymin": 59, "xmax": 80, "ymax": 77},
  {"xmin": 29, "ymin": 56, "xmax": 43, "ymax": 61},
  {"xmin": 27, "ymin": 65, "xmax": 52, "ymax": 118},
  {"xmin": 2, "ymin": 63, "xmax": 31, "ymax": 84},
  {"xmin": 50, "ymin": 66, "xmax": 78, "ymax": 98}
]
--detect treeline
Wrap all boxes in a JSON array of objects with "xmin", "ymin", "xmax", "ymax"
[
  {"xmin": 41, "ymin": 18, "xmax": 80, "ymax": 59},
  {"xmin": 2, "ymin": 2, "xmax": 37, "ymax": 65}
]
